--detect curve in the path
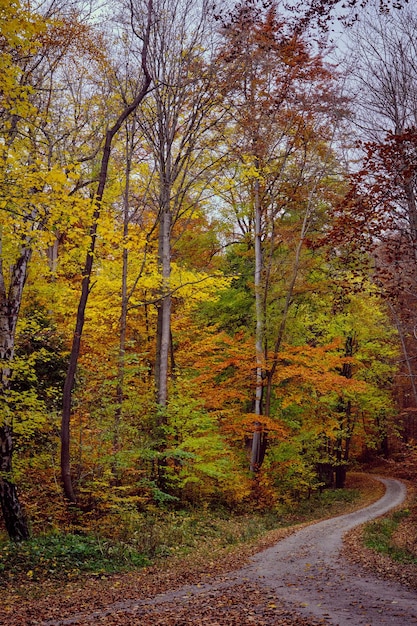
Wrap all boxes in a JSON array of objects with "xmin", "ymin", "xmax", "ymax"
[
  {"xmin": 43, "ymin": 477, "xmax": 417, "ymax": 626},
  {"xmin": 244, "ymin": 477, "xmax": 416, "ymax": 625}
]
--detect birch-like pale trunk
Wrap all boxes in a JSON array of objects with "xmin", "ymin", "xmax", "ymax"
[
  {"xmin": 155, "ymin": 178, "xmax": 172, "ymax": 409},
  {"xmin": 112, "ymin": 133, "xmax": 133, "ymax": 480},
  {"xmin": 254, "ymin": 175, "xmax": 264, "ymax": 417},
  {"xmin": 251, "ymin": 171, "xmax": 265, "ymax": 472},
  {"xmin": 135, "ymin": 0, "xmax": 218, "ymax": 413}
]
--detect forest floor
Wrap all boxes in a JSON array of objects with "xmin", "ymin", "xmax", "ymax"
[{"xmin": 1, "ymin": 461, "xmax": 417, "ymax": 626}]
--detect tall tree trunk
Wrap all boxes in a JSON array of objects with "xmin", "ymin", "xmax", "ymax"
[
  {"xmin": 335, "ymin": 335, "xmax": 356, "ymax": 489},
  {"xmin": 156, "ymin": 198, "xmax": 172, "ymax": 409},
  {"xmin": 60, "ymin": 4, "xmax": 153, "ymax": 501},
  {"xmin": 0, "ymin": 241, "xmax": 31, "ymax": 539},
  {"xmin": 251, "ymin": 168, "xmax": 267, "ymax": 471},
  {"xmin": 113, "ymin": 131, "xmax": 134, "ymax": 481},
  {"xmin": 254, "ymin": 175, "xmax": 264, "ymax": 417}
]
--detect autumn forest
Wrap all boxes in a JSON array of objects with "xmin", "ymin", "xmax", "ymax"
[{"xmin": 1, "ymin": 0, "xmax": 417, "ymax": 551}]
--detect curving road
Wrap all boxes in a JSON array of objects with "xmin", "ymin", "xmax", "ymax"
[
  {"xmin": 43, "ymin": 477, "xmax": 417, "ymax": 626},
  {"xmin": 244, "ymin": 477, "xmax": 417, "ymax": 625}
]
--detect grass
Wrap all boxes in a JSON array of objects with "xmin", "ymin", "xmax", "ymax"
[
  {"xmin": 0, "ymin": 533, "xmax": 150, "ymax": 582},
  {"xmin": 363, "ymin": 509, "xmax": 417, "ymax": 564}
]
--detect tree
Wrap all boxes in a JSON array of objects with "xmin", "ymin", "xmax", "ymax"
[
  {"xmin": 216, "ymin": 1, "xmax": 347, "ymax": 469},
  {"xmin": 0, "ymin": 0, "xmax": 106, "ymax": 537},
  {"xmin": 60, "ymin": 0, "xmax": 153, "ymax": 502},
  {"xmin": 338, "ymin": 6, "xmax": 417, "ymax": 428},
  {"xmin": 0, "ymin": 0, "xmax": 76, "ymax": 540},
  {"xmin": 267, "ymin": 277, "xmax": 397, "ymax": 489},
  {"xmin": 133, "ymin": 0, "xmax": 224, "ymax": 409}
]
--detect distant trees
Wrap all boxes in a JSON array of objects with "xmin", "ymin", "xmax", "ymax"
[{"xmin": 341, "ymin": 7, "xmax": 417, "ymax": 427}]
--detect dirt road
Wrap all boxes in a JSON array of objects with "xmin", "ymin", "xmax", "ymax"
[
  {"xmin": 43, "ymin": 477, "xmax": 417, "ymax": 626},
  {"xmin": 245, "ymin": 477, "xmax": 416, "ymax": 625}
]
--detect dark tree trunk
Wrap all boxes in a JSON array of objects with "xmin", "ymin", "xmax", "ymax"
[
  {"xmin": 317, "ymin": 462, "xmax": 334, "ymax": 489},
  {"xmin": 333, "ymin": 336, "xmax": 357, "ymax": 489},
  {"xmin": 0, "ymin": 425, "xmax": 29, "ymax": 540},
  {"xmin": 0, "ymin": 479, "xmax": 30, "ymax": 541},
  {"xmin": 0, "ymin": 244, "xmax": 31, "ymax": 539},
  {"xmin": 334, "ymin": 464, "xmax": 347, "ymax": 489}
]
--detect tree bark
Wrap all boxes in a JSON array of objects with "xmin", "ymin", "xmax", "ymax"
[
  {"xmin": 112, "ymin": 127, "xmax": 134, "ymax": 481},
  {"xmin": 155, "ymin": 202, "xmax": 172, "ymax": 409},
  {"xmin": 0, "ymin": 240, "xmax": 32, "ymax": 539},
  {"xmin": 335, "ymin": 336, "xmax": 356, "ymax": 488},
  {"xmin": 254, "ymin": 173, "xmax": 264, "ymax": 417},
  {"xmin": 251, "ymin": 161, "xmax": 267, "ymax": 472},
  {"xmin": 0, "ymin": 425, "xmax": 30, "ymax": 540}
]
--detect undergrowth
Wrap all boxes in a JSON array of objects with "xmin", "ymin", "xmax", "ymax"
[
  {"xmin": 0, "ymin": 483, "xmax": 366, "ymax": 584},
  {"xmin": 0, "ymin": 533, "xmax": 149, "ymax": 582}
]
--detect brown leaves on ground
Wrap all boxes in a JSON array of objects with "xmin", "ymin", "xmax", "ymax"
[
  {"xmin": 343, "ymin": 518, "xmax": 417, "ymax": 591},
  {"xmin": 392, "ymin": 513, "xmax": 417, "ymax": 559},
  {"xmin": 46, "ymin": 583, "xmax": 327, "ymax": 626}
]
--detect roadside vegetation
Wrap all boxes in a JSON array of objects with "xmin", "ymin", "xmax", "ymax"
[
  {"xmin": 0, "ymin": 473, "xmax": 378, "ymax": 588},
  {"xmin": 363, "ymin": 509, "xmax": 417, "ymax": 564},
  {"xmin": 349, "ymin": 446, "xmax": 417, "ymax": 582}
]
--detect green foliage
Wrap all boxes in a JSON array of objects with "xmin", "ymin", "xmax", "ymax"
[
  {"xmin": 275, "ymin": 486, "xmax": 360, "ymax": 521},
  {"xmin": 3, "ymin": 307, "xmax": 68, "ymax": 462},
  {"xmin": 158, "ymin": 384, "xmax": 249, "ymax": 505},
  {"xmin": 13, "ymin": 306, "xmax": 68, "ymax": 411},
  {"xmin": 270, "ymin": 284, "xmax": 398, "ymax": 471},
  {"xmin": 196, "ymin": 244, "xmax": 254, "ymax": 334},
  {"xmin": 269, "ymin": 438, "xmax": 324, "ymax": 502},
  {"xmin": 0, "ymin": 533, "xmax": 149, "ymax": 582}
]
